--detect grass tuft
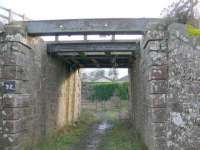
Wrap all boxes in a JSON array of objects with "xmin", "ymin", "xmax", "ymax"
[
  {"xmin": 31, "ymin": 110, "xmax": 99, "ymax": 150},
  {"xmin": 100, "ymin": 120, "xmax": 148, "ymax": 150}
]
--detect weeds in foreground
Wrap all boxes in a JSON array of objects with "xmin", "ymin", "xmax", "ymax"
[
  {"xmin": 31, "ymin": 110, "xmax": 99, "ymax": 150},
  {"xmin": 100, "ymin": 120, "xmax": 148, "ymax": 150},
  {"xmin": 30, "ymin": 108, "xmax": 147, "ymax": 150}
]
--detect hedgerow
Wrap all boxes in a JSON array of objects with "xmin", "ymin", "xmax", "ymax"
[{"xmin": 88, "ymin": 82, "xmax": 128, "ymax": 101}]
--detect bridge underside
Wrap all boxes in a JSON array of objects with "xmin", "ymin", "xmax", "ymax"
[
  {"xmin": 47, "ymin": 40, "xmax": 139, "ymax": 68},
  {"xmin": 19, "ymin": 18, "xmax": 159, "ymax": 68},
  {"xmin": 18, "ymin": 18, "xmax": 161, "ymax": 68}
]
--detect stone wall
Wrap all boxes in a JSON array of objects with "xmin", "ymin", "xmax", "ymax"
[
  {"xmin": 129, "ymin": 23, "xmax": 168, "ymax": 149},
  {"xmin": 0, "ymin": 24, "xmax": 81, "ymax": 150},
  {"xmin": 167, "ymin": 24, "xmax": 200, "ymax": 149},
  {"xmin": 129, "ymin": 23, "xmax": 200, "ymax": 150}
]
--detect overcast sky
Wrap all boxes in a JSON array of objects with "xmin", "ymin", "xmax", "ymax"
[
  {"xmin": 0, "ymin": 0, "xmax": 173, "ymax": 78},
  {"xmin": 1, "ymin": 0, "xmax": 172, "ymax": 19}
]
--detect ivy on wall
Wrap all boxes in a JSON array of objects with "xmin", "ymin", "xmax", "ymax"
[{"xmin": 88, "ymin": 82, "xmax": 128, "ymax": 101}]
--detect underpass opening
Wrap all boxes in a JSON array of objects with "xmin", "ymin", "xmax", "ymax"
[{"xmin": 45, "ymin": 33, "xmax": 137, "ymax": 122}]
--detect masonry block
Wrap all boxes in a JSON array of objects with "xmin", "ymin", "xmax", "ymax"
[
  {"xmin": 145, "ymin": 40, "xmax": 168, "ymax": 52},
  {"xmin": 149, "ymin": 94, "xmax": 167, "ymax": 107},
  {"xmin": 145, "ymin": 30, "xmax": 166, "ymax": 40},
  {"xmin": 7, "ymin": 80, "xmax": 30, "ymax": 94},
  {"xmin": 147, "ymin": 41, "xmax": 160, "ymax": 51},
  {"xmin": 2, "ymin": 118, "xmax": 30, "ymax": 134},
  {"xmin": 152, "ymin": 123, "xmax": 167, "ymax": 137},
  {"xmin": 154, "ymin": 137, "xmax": 167, "ymax": 150},
  {"xmin": 0, "ymin": 52, "xmax": 27, "ymax": 66},
  {"xmin": 148, "ymin": 51, "xmax": 167, "ymax": 66},
  {"xmin": 3, "ymin": 94, "xmax": 31, "ymax": 108},
  {"xmin": 0, "ymin": 65, "xmax": 27, "ymax": 80},
  {"xmin": 151, "ymin": 108, "xmax": 168, "ymax": 123},
  {"xmin": 2, "ymin": 107, "xmax": 32, "ymax": 120},
  {"xmin": 148, "ymin": 66, "xmax": 168, "ymax": 80},
  {"xmin": 149, "ymin": 80, "xmax": 168, "ymax": 94},
  {"xmin": 1, "ymin": 132, "xmax": 25, "ymax": 146}
]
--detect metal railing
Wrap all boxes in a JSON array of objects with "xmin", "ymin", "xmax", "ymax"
[{"xmin": 0, "ymin": 6, "xmax": 29, "ymax": 23}]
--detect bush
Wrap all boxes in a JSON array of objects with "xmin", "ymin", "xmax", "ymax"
[
  {"xmin": 88, "ymin": 82, "xmax": 128, "ymax": 102},
  {"xmin": 116, "ymin": 82, "xmax": 129, "ymax": 100}
]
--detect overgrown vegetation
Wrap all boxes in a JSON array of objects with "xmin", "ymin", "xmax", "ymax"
[
  {"xmin": 187, "ymin": 24, "xmax": 200, "ymax": 36},
  {"xmin": 31, "ymin": 102, "xmax": 145, "ymax": 150},
  {"xmin": 116, "ymin": 82, "xmax": 129, "ymax": 100},
  {"xmin": 100, "ymin": 120, "xmax": 147, "ymax": 150},
  {"xmin": 89, "ymin": 82, "xmax": 128, "ymax": 102},
  {"xmin": 32, "ymin": 111, "xmax": 100, "ymax": 150},
  {"xmin": 161, "ymin": 0, "xmax": 199, "ymax": 25}
]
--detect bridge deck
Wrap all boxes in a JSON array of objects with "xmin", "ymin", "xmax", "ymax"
[
  {"xmin": 19, "ymin": 18, "xmax": 160, "ymax": 68},
  {"xmin": 22, "ymin": 18, "xmax": 161, "ymax": 36},
  {"xmin": 47, "ymin": 40, "xmax": 139, "ymax": 68}
]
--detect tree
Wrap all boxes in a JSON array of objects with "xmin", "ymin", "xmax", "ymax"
[
  {"xmin": 81, "ymin": 72, "xmax": 89, "ymax": 81},
  {"xmin": 161, "ymin": 0, "xmax": 199, "ymax": 25},
  {"xmin": 89, "ymin": 69, "xmax": 105, "ymax": 80},
  {"xmin": 108, "ymin": 68, "xmax": 118, "ymax": 81},
  {"xmin": 94, "ymin": 70, "xmax": 105, "ymax": 79}
]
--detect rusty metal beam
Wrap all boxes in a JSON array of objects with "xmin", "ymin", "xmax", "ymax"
[{"xmin": 22, "ymin": 18, "xmax": 161, "ymax": 36}]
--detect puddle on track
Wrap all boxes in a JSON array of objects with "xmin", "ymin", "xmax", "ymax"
[{"xmin": 71, "ymin": 120, "xmax": 113, "ymax": 150}]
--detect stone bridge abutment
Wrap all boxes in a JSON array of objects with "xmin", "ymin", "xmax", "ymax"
[
  {"xmin": 0, "ymin": 24, "xmax": 81, "ymax": 149},
  {"xmin": 129, "ymin": 23, "xmax": 200, "ymax": 150}
]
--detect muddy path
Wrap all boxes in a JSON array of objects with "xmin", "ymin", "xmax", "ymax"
[{"xmin": 70, "ymin": 120, "xmax": 113, "ymax": 150}]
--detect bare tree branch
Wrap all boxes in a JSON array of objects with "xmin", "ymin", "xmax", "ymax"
[{"xmin": 161, "ymin": 0, "xmax": 199, "ymax": 25}]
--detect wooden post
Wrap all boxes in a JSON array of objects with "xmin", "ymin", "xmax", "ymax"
[
  {"xmin": 55, "ymin": 36, "xmax": 59, "ymax": 41},
  {"xmin": 96, "ymin": 100, "xmax": 98, "ymax": 112},
  {"xmin": 84, "ymin": 35, "xmax": 87, "ymax": 41},
  {"xmin": 112, "ymin": 34, "xmax": 115, "ymax": 41}
]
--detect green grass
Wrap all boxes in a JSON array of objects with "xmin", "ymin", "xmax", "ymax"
[
  {"xmin": 31, "ymin": 110, "xmax": 100, "ymax": 150},
  {"xmin": 103, "ymin": 110, "xmax": 119, "ymax": 120},
  {"xmin": 100, "ymin": 120, "xmax": 147, "ymax": 150},
  {"xmin": 30, "ymin": 102, "xmax": 146, "ymax": 150}
]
